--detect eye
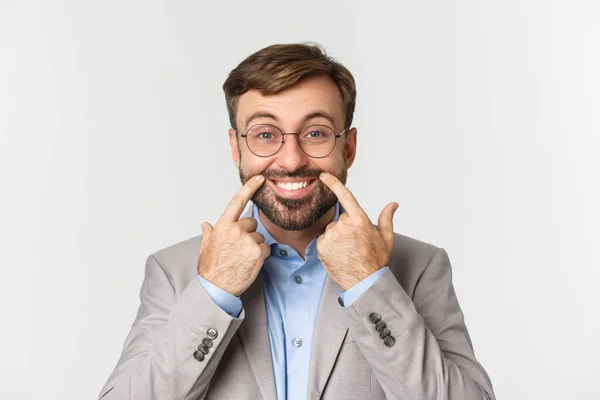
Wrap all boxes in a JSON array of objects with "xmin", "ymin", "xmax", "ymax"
[
  {"xmin": 302, "ymin": 127, "xmax": 332, "ymax": 141},
  {"xmin": 258, "ymin": 132, "xmax": 274, "ymax": 140}
]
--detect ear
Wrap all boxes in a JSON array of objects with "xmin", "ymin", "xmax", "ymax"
[
  {"xmin": 344, "ymin": 127, "xmax": 358, "ymax": 168},
  {"xmin": 229, "ymin": 128, "xmax": 241, "ymax": 168}
]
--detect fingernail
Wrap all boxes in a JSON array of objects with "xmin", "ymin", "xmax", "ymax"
[
  {"xmin": 255, "ymin": 175, "xmax": 265, "ymax": 182},
  {"xmin": 320, "ymin": 172, "xmax": 330, "ymax": 179},
  {"xmin": 393, "ymin": 203, "xmax": 399, "ymax": 212}
]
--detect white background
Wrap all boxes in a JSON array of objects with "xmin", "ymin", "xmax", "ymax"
[{"xmin": 1, "ymin": 1, "xmax": 599, "ymax": 399}]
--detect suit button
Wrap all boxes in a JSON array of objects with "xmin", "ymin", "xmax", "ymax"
[
  {"xmin": 193, "ymin": 350, "xmax": 205, "ymax": 362},
  {"xmin": 207, "ymin": 328, "xmax": 218, "ymax": 340},
  {"xmin": 202, "ymin": 337, "xmax": 213, "ymax": 348},
  {"xmin": 198, "ymin": 344, "xmax": 209, "ymax": 355},
  {"xmin": 379, "ymin": 328, "xmax": 391, "ymax": 339},
  {"xmin": 375, "ymin": 321, "xmax": 387, "ymax": 332},
  {"xmin": 369, "ymin": 313, "xmax": 382, "ymax": 324},
  {"xmin": 383, "ymin": 335, "xmax": 396, "ymax": 347}
]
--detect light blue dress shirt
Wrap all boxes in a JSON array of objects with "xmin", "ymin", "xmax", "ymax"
[{"xmin": 198, "ymin": 202, "xmax": 386, "ymax": 400}]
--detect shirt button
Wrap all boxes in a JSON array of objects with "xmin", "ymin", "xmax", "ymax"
[
  {"xmin": 294, "ymin": 275, "xmax": 303, "ymax": 284},
  {"xmin": 293, "ymin": 338, "xmax": 303, "ymax": 347},
  {"xmin": 279, "ymin": 249, "xmax": 288, "ymax": 256}
]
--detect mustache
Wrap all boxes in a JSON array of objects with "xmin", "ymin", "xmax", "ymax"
[{"xmin": 259, "ymin": 169, "xmax": 323, "ymax": 180}]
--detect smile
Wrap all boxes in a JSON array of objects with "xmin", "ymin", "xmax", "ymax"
[
  {"xmin": 275, "ymin": 180, "xmax": 311, "ymax": 191},
  {"xmin": 268, "ymin": 179, "xmax": 317, "ymax": 198}
]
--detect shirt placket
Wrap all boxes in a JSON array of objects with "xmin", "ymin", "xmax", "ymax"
[{"xmin": 281, "ymin": 250, "xmax": 312, "ymax": 400}]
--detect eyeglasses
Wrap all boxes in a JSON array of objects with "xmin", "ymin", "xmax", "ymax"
[{"xmin": 234, "ymin": 124, "xmax": 349, "ymax": 158}]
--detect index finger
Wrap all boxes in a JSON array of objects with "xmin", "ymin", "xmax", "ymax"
[
  {"xmin": 218, "ymin": 175, "xmax": 265, "ymax": 224},
  {"xmin": 319, "ymin": 172, "xmax": 367, "ymax": 218}
]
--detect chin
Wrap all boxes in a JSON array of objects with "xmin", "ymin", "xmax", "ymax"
[{"xmin": 252, "ymin": 185, "xmax": 337, "ymax": 231}]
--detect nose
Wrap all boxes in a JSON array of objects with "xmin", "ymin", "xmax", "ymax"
[{"xmin": 274, "ymin": 134, "xmax": 309, "ymax": 172}]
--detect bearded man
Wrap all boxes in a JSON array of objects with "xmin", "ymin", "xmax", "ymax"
[{"xmin": 98, "ymin": 43, "xmax": 496, "ymax": 400}]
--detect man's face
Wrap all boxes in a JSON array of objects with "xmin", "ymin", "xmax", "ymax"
[{"xmin": 229, "ymin": 74, "xmax": 357, "ymax": 230}]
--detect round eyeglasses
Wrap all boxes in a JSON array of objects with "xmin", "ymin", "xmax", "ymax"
[{"xmin": 234, "ymin": 124, "xmax": 349, "ymax": 158}]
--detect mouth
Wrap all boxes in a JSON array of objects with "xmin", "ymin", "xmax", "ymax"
[{"xmin": 268, "ymin": 178, "xmax": 318, "ymax": 199}]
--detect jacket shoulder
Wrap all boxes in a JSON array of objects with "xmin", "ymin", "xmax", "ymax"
[
  {"xmin": 148, "ymin": 235, "xmax": 203, "ymax": 289},
  {"xmin": 391, "ymin": 232, "xmax": 440, "ymax": 264},
  {"xmin": 388, "ymin": 233, "xmax": 443, "ymax": 292},
  {"xmin": 145, "ymin": 231, "xmax": 444, "ymax": 293}
]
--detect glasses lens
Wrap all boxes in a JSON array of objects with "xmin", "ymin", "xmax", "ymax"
[
  {"xmin": 299, "ymin": 125, "xmax": 336, "ymax": 157},
  {"xmin": 246, "ymin": 125, "xmax": 283, "ymax": 156}
]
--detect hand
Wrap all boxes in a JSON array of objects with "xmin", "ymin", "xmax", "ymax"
[
  {"xmin": 198, "ymin": 175, "xmax": 271, "ymax": 297},
  {"xmin": 316, "ymin": 172, "xmax": 398, "ymax": 291}
]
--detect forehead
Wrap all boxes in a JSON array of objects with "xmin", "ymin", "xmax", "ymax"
[{"xmin": 235, "ymin": 75, "xmax": 345, "ymax": 130}]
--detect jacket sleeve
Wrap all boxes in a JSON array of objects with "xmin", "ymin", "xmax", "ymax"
[
  {"xmin": 342, "ymin": 248, "xmax": 496, "ymax": 400},
  {"xmin": 97, "ymin": 254, "xmax": 245, "ymax": 400}
]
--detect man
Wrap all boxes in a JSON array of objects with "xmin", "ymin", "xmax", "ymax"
[{"xmin": 99, "ymin": 43, "xmax": 496, "ymax": 400}]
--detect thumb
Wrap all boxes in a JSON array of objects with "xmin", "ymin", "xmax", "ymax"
[
  {"xmin": 377, "ymin": 202, "xmax": 398, "ymax": 239},
  {"xmin": 201, "ymin": 222, "xmax": 213, "ymax": 237}
]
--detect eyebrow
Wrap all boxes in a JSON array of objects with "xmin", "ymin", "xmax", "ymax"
[
  {"xmin": 244, "ymin": 111, "xmax": 337, "ymax": 130},
  {"xmin": 303, "ymin": 112, "xmax": 335, "ymax": 126},
  {"xmin": 245, "ymin": 112, "xmax": 279, "ymax": 128}
]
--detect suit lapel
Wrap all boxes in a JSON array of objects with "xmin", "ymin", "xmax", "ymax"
[
  {"xmin": 238, "ymin": 277, "xmax": 277, "ymax": 400},
  {"xmin": 307, "ymin": 275, "xmax": 349, "ymax": 400},
  {"xmin": 239, "ymin": 202, "xmax": 277, "ymax": 400}
]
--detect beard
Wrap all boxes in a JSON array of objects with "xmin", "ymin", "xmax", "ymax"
[{"xmin": 238, "ymin": 162, "xmax": 348, "ymax": 231}]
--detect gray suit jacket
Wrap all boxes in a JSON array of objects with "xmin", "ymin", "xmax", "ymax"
[{"xmin": 99, "ymin": 205, "xmax": 495, "ymax": 400}]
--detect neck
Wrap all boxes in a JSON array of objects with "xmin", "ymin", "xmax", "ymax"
[{"xmin": 258, "ymin": 206, "xmax": 336, "ymax": 259}]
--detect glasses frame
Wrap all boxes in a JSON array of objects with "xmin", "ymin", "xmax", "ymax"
[{"xmin": 234, "ymin": 124, "xmax": 350, "ymax": 159}]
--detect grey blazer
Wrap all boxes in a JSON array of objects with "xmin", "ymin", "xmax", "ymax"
[{"xmin": 99, "ymin": 206, "xmax": 495, "ymax": 400}]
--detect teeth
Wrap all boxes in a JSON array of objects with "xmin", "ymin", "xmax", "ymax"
[{"xmin": 276, "ymin": 181, "xmax": 310, "ymax": 191}]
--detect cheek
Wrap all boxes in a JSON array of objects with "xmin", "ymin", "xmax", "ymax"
[
  {"xmin": 317, "ymin": 155, "xmax": 346, "ymax": 174},
  {"xmin": 240, "ymin": 150, "xmax": 346, "ymax": 175},
  {"xmin": 239, "ymin": 154, "xmax": 273, "ymax": 176}
]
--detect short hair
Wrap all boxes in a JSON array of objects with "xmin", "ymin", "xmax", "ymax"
[{"xmin": 223, "ymin": 43, "xmax": 356, "ymax": 130}]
